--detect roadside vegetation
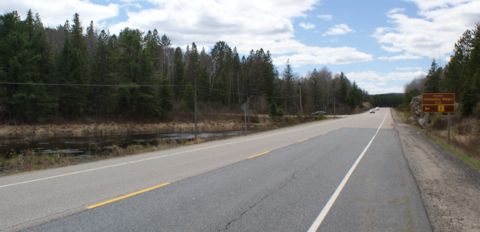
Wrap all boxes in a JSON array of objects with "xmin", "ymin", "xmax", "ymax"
[
  {"xmin": 0, "ymin": 10, "xmax": 370, "ymax": 174},
  {"xmin": 0, "ymin": 114, "xmax": 326, "ymax": 175},
  {"xmin": 0, "ymin": 139, "xmax": 193, "ymax": 176},
  {"xmin": 397, "ymin": 110, "xmax": 480, "ymax": 172},
  {"xmin": 398, "ymin": 23, "xmax": 480, "ymax": 172}
]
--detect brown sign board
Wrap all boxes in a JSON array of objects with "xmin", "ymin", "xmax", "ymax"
[{"xmin": 422, "ymin": 93, "xmax": 455, "ymax": 113}]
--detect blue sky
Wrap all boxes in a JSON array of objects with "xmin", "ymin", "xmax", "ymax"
[{"xmin": 1, "ymin": 0, "xmax": 479, "ymax": 94}]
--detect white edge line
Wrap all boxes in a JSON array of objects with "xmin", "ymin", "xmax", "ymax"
[
  {"xmin": 307, "ymin": 110, "xmax": 388, "ymax": 232},
  {"xmin": 0, "ymin": 116, "xmax": 354, "ymax": 189}
]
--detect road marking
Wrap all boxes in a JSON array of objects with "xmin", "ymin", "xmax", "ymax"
[
  {"xmin": 0, "ymin": 115, "xmax": 362, "ymax": 189},
  {"xmin": 307, "ymin": 111, "xmax": 388, "ymax": 232},
  {"xmin": 297, "ymin": 137, "xmax": 310, "ymax": 143},
  {"xmin": 247, "ymin": 151, "xmax": 270, "ymax": 159},
  {"xmin": 86, "ymin": 182, "xmax": 170, "ymax": 209}
]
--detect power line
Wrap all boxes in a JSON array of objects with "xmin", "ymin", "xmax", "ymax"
[
  {"xmin": 0, "ymin": 81, "xmax": 187, "ymax": 88},
  {"xmin": 197, "ymin": 85, "xmax": 300, "ymax": 100},
  {"xmin": 0, "ymin": 81, "xmax": 300, "ymax": 100}
]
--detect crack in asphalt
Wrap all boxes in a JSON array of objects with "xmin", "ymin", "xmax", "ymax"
[
  {"xmin": 217, "ymin": 158, "xmax": 323, "ymax": 232},
  {"xmin": 219, "ymin": 171, "xmax": 298, "ymax": 232}
]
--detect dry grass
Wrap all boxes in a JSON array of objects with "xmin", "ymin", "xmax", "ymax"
[
  {"xmin": 0, "ymin": 138, "xmax": 207, "ymax": 176},
  {"xmin": 395, "ymin": 109, "xmax": 480, "ymax": 171},
  {"xmin": 0, "ymin": 116, "xmax": 325, "ymax": 175},
  {"xmin": 0, "ymin": 151, "xmax": 80, "ymax": 175},
  {"xmin": 0, "ymin": 121, "xmax": 247, "ymax": 139},
  {"xmin": 0, "ymin": 113, "xmax": 326, "ymax": 141}
]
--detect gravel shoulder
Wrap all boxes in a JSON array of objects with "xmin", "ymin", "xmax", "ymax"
[{"xmin": 392, "ymin": 110, "xmax": 480, "ymax": 232}]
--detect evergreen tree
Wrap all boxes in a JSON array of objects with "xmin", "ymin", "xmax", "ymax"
[
  {"xmin": 137, "ymin": 33, "xmax": 162, "ymax": 118},
  {"xmin": 173, "ymin": 47, "xmax": 184, "ymax": 99},
  {"xmin": 85, "ymin": 20, "xmax": 96, "ymax": 57},
  {"xmin": 90, "ymin": 30, "xmax": 117, "ymax": 116},
  {"xmin": 117, "ymin": 28, "xmax": 143, "ymax": 117},
  {"xmin": 0, "ymin": 10, "xmax": 376, "ymax": 122},
  {"xmin": 57, "ymin": 13, "xmax": 89, "ymax": 118},
  {"xmin": 158, "ymin": 73, "xmax": 173, "ymax": 117},
  {"xmin": 0, "ymin": 11, "xmax": 53, "ymax": 122},
  {"xmin": 282, "ymin": 60, "xmax": 295, "ymax": 113},
  {"xmin": 183, "ymin": 83, "xmax": 194, "ymax": 110},
  {"xmin": 186, "ymin": 42, "xmax": 199, "ymax": 84},
  {"xmin": 424, "ymin": 59, "xmax": 442, "ymax": 93}
]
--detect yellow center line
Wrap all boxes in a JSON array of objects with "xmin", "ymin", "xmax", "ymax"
[
  {"xmin": 247, "ymin": 151, "xmax": 270, "ymax": 159},
  {"xmin": 297, "ymin": 137, "xmax": 310, "ymax": 143},
  {"xmin": 86, "ymin": 182, "xmax": 170, "ymax": 209}
]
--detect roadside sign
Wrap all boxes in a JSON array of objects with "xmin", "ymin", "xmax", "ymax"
[{"xmin": 422, "ymin": 93, "xmax": 455, "ymax": 113}]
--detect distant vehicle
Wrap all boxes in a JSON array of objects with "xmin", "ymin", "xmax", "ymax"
[
  {"xmin": 375, "ymin": 107, "xmax": 380, "ymax": 111},
  {"xmin": 369, "ymin": 109, "xmax": 375, "ymax": 113},
  {"xmin": 311, "ymin": 111, "xmax": 326, "ymax": 116}
]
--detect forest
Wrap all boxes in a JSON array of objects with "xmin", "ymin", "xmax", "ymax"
[
  {"xmin": 404, "ymin": 23, "xmax": 480, "ymax": 117},
  {"xmin": 0, "ymin": 11, "xmax": 368, "ymax": 123}
]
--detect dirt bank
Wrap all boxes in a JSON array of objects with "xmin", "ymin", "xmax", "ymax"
[{"xmin": 393, "ymin": 110, "xmax": 480, "ymax": 232}]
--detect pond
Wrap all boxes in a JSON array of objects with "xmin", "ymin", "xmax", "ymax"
[{"xmin": 0, "ymin": 130, "xmax": 244, "ymax": 157}]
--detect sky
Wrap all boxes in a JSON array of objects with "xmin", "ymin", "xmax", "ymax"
[{"xmin": 1, "ymin": 0, "xmax": 480, "ymax": 94}]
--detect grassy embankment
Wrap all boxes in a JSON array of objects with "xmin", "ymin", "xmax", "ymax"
[
  {"xmin": 0, "ymin": 115, "xmax": 326, "ymax": 175},
  {"xmin": 0, "ymin": 140, "xmax": 199, "ymax": 176},
  {"xmin": 396, "ymin": 109, "xmax": 480, "ymax": 172}
]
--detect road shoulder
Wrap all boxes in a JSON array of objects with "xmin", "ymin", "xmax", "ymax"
[{"xmin": 392, "ymin": 110, "xmax": 480, "ymax": 232}]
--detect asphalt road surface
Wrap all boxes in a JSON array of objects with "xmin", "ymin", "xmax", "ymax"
[{"xmin": 0, "ymin": 108, "xmax": 431, "ymax": 231}]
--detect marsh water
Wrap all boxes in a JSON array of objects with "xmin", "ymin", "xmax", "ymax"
[{"xmin": 0, "ymin": 131, "xmax": 244, "ymax": 157}]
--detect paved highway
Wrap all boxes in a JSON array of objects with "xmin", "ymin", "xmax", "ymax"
[{"xmin": 0, "ymin": 108, "xmax": 431, "ymax": 231}]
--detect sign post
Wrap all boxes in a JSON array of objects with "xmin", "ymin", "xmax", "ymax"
[
  {"xmin": 422, "ymin": 93, "xmax": 455, "ymax": 144},
  {"xmin": 448, "ymin": 113, "xmax": 451, "ymax": 144}
]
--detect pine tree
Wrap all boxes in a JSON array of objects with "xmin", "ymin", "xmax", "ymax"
[
  {"xmin": 117, "ymin": 28, "xmax": 143, "ymax": 117},
  {"xmin": 57, "ymin": 13, "xmax": 89, "ymax": 118},
  {"xmin": 0, "ymin": 11, "xmax": 54, "ymax": 122},
  {"xmin": 173, "ymin": 47, "xmax": 184, "ymax": 99},
  {"xmin": 158, "ymin": 73, "xmax": 173, "ymax": 117},
  {"xmin": 86, "ymin": 20, "xmax": 96, "ymax": 57},
  {"xmin": 424, "ymin": 60, "xmax": 442, "ymax": 93},
  {"xmin": 90, "ymin": 30, "xmax": 117, "ymax": 116},
  {"xmin": 183, "ymin": 83, "xmax": 194, "ymax": 110},
  {"xmin": 282, "ymin": 60, "xmax": 295, "ymax": 113}
]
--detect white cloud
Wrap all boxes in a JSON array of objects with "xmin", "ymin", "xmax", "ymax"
[
  {"xmin": 317, "ymin": 14, "xmax": 332, "ymax": 21},
  {"xmin": 117, "ymin": 0, "xmax": 142, "ymax": 9},
  {"xmin": 356, "ymin": 82, "xmax": 404, "ymax": 94},
  {"xmin": 0, "ymin": 0, "xmax": 373, "ymax": 67},
  {"xmin": 299, "ymin": 22, "xmax": 315, "ymax": 30},
  {"xmin": 347, "ymin": 70, "xmax": 426, "ymax": 82},
  {"xmin": 0, "ymin": 0, "xmax": 119, "ymax": 27},
  {"xmin": 373, "ymin": 0, "xmax": 480, "ymax": 59},
  {"xmin": 322, "ymin": 24, "xmax": 354, "ymax": 36},
  {"xmin": 274, "ymin": 45, "xmax": 372, "ymax": 66},
  {"xmin": 346, "ymin": 69, "xmax": 427, "ymax": 94},
  {"xmin": 394, "ymin": 66, "xmax": 424, "ymax": 72},
  {"xmin": 379, "ymin": 53, "xmax": 422, "ymax": 61},
  {"xmin": 407, "ymin": 0, "xmax": 472, "ymax": 11},
  {"xmin": 109, "ymin": 0, "xmax": 371, "ymax": 66}
]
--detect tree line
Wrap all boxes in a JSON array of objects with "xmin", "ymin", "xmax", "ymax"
[
  {"xmin": 404, "ymin": 23, "xmax": 480, "ymax": 117},
  {"xmin": 371, "ymin": 93, "xmax": 403, "ymax": 108},
  {"xmin": 0, "ymin": 11, "xmax": 368, "ymax": 123}
]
